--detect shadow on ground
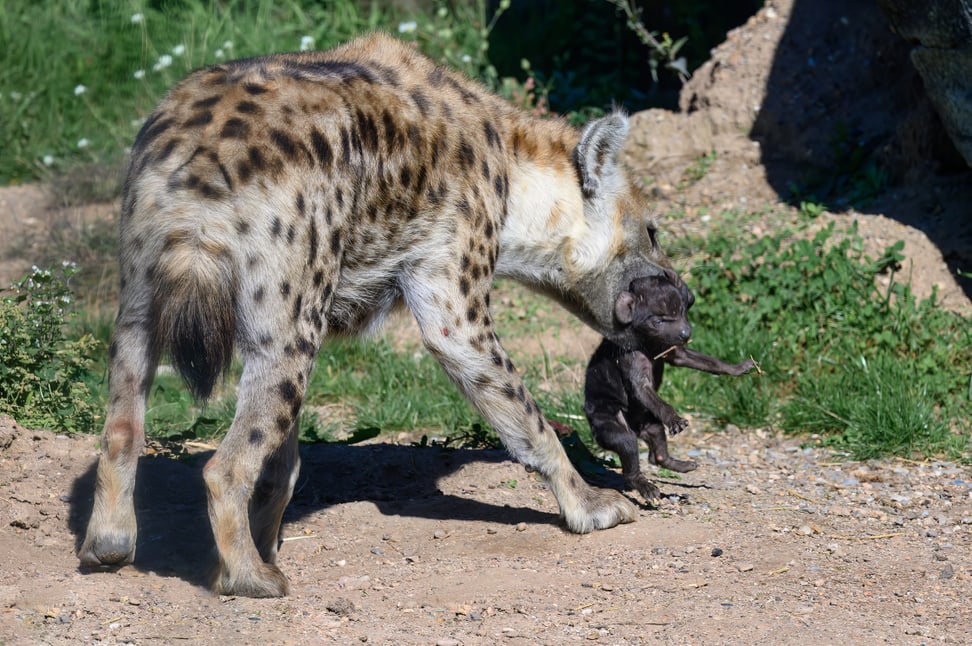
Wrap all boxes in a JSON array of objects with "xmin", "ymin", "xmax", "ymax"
[{"xmin": 67, "ymin": 443, "xmax": 607, "ymax": 588}]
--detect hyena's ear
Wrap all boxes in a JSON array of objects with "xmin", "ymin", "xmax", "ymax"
[
  {"xmin": 574, "ymin": 112, "xmax": 629, "ymax": 197},
  {"xmin": 614, "ymin": 289, "xmax": 636, "ymax": 325}
]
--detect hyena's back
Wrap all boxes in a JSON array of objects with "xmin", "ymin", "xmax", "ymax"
[{"xmin": 123, "ymin": 34, "xmax": 531, "ymax": 398}]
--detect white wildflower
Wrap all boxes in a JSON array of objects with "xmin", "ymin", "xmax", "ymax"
[
  {"xmin": 42, "ymin": 155, "xmax": 54, "ymax": 166},
  {"xmin": 74, "ymin": 84, "xmax": 87, "ymax": 96},
  {"xmin": 461, "ymin": 54, "xmax": 471, "ymax": 63},
  {"xmin": 130, "ymin": 13, "xmax": 144, "ymax": 24},
  {"xmin": 10, "ymin": 91, "xmax": 22, "ymax": 101},
  {"xmin": 222, "ymin": 40, "xmax": 233, "ymax": 50},
  {"xmin": 77, "ymin": 138, "xmax": 89, "ymax": 149},
  {"xmin": 152, "ymin": 54, "xmax": 173, "ymax": 71},
  {"xmin": 133, "ymin": 69, "xmax": 146, "ymax": 80},
  {"xmin": 214, "ymin": 48, "xmax": 225, "ymax": 59},
  {"xmin": 398, "ymin": 21, "xmax": 417, "ymax": 34},
  {"xmin": 172, "ymin": 44, "xmax": 186, "ymax": 56},
  {"xmin": 300, "ymin": 35, "xmax": 315, "ymax": 51}
]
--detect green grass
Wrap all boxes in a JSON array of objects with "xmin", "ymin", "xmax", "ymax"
[
  {"xmin": 664, "ymin": 220, "xmax": 972, "ymax": 459},
  {"xmin": 0, "ymin": 0, "xmax": 506, "ymax": 186}
]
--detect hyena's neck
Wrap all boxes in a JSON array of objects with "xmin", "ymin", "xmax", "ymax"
[{"xmin": 496, "ymin": 117, "xmax": 609, "ymax": 297}]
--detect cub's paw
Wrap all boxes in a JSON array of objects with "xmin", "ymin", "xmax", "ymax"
[
  {"xmin": 656, "ymin": 455, "xmax": 698, "ymax": 473},
  {"xmin": 667, "ymin": 416, "xmax": 689, "ymax": 435},
  {"xmin": 627, "ymin": 475, "xmax": 662, "ymax": 507}
]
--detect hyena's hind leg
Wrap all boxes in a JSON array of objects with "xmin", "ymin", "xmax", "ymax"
[
  {"xmin": 203, "ymin": 350, "xmax": 314, "ymax": 598},
  {"xmin": 79, "ymin": 306, "xmax": 159, "ymax": 568}
]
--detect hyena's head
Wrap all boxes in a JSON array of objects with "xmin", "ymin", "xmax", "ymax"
[{"xmin": 565, "ymin": 113, "xmax": 677, "ymax": 347}]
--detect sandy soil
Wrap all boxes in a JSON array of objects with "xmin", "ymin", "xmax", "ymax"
[{"xmin": 1, "ymin": 1, "xmax": 971, "ymax": 644}]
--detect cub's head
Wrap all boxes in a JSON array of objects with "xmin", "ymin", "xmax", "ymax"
[{"xmin": 614, "ymin": 273, "xmax": 695, "ymax": 353}]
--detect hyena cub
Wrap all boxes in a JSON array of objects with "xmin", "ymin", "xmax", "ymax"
[
  {"xmin": 79, "ymin": 33, "xmax": 675, "ymax": 598},
  {"xmin": 585, "ymin": 274, "xmax": 756, "ymax": 504}
]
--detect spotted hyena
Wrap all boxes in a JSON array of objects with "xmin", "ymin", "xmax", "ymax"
[
  {"xmin": 80, "ymin": 33, "xmax": 674, "ymax": 597},
  {"xmin": 585, "ymin": 275, "xmax": 756, "ymax": 503}
]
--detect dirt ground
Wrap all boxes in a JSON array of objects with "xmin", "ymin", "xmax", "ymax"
[{"xmin": 1, "ymin": 0, "xmax": 971, "ymax": 644}]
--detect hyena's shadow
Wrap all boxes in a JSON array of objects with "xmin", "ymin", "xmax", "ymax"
[{"xmin": 69, "ymin": 443, "xmax": 557, "ymax": 586}]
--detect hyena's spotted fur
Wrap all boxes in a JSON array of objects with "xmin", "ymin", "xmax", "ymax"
[{"xmin": 80, "ymin": 33, "xmax": 672, "ymax": 597}]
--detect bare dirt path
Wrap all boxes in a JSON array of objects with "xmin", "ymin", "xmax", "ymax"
[{"xmin": 1, "ymin": 416, "xmax": 969, "ymax": 644}]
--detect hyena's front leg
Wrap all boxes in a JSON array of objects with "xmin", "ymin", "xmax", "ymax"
[
  {"xmin": 79, "ymin": 319, "xmax": 155, "ymax": 568},
  {"xmin": 203, "ymin": 352, "xmax": 311, "ymax": 598},
  {"xmin": 404, "ymin": 278, "xmax": 637, "ymax": 534}
]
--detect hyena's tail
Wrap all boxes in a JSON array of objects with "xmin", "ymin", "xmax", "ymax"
[{"xmin": 150, "ymin": 237, "xmax": 238, "ymax": 401}]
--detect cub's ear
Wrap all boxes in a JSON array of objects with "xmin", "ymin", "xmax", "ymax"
[
  {"xmin": 573, "ymin": 112, "xmax": 629, "ymax": 197},
  {"xmin": 614, "ymin": 290, "xmax": 636, "ymax": 325}
]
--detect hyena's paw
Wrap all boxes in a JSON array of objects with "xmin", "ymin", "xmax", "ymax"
[
  {"xmin": 655, "ymin": 455, "xmax": 698, "ymax": 473},
  {"xmin": 78, "ymin": 531, "xmax": 136, "ymax": 569},
  {"xmin": 78, "ymin": 506, "xmax": 137, "ymax": 568},
  {"xmin": 212, "ymin": 561, "xmax": 290, "ymax": 598},
  {"xmin": 626, "ymin": 474, "xmax": 663, "ymax": 507},
  {"xmin": 560, "ymin": 479, "xmax": 638, "ymax": 534}
]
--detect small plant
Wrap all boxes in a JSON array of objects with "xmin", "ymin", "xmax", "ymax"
[
  {"xmin": 605, "ymin": 0, "xmax": 689, "ymax": 82},
  {"xmin": 798, "ymin": 200, "xmax": 826, "ymax": 219},
  {"xmin": 680, "ymin": 149, "xmax": 716, "ymax": 187},
  {"xmin": 0, "ymin": 264, "xmax": 100, "ymax": 433}
]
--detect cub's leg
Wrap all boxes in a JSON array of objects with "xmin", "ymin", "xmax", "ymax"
[
  {"xmin": 403, "ymin": 272, "xmax": 637, "ymax": 533},
  {"xmin": 588, "ymin": 410, "xmax": 662, "ymax": 505},
  {"xmin": 203, "ymin": 351, "xmax": 314, "ymax": 598},
  {"xmin": 79, "ymin": 294, "xmax": 157, "ymax": 568},
  {"xmin": 640, "ymin": 421, "xmax": 698, "ymax": 473}
]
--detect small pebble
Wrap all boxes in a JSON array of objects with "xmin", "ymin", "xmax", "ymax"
[
  {"xmin": 711, "ymin": 548, "xmax": 723, "ymax": 557},
  {"xmin": 515, "ymin": 522, "xmax": 527, "ymax": 532},
  {"xmin": 736, "ymin": 563, "xmax": 755, "ymax": 572}
]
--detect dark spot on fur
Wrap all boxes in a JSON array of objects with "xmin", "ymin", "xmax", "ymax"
[
  {"xmin": 483, "ymin": 121, "xmax": 500, "ymax": 148},
  {"xmin": 271, "ymin": 217, "xmax": 282, "ymax": 238},
  {"xmin": 192, "ymin": 95, "xmax": 221, "ymax": 110},
  {"xmin": 280, "ymin": 281, "xmax": 291, "ymax": 298},
  {"xmin": 292, "ymin": 294, "xmax": 303, "ymax": 322},
  {"xmin": 220, "ymin": 117, "xmax": 248, "ymax": 139},
  {"xmin": 310, "ymin": 129, "xmax": 333, "ymax": 168},
  {"xmin": 236, "ymin": 100, "xmax": 261, "ymax": 114},
  {"xmin": 308, "ymin": 219, "xmax": 319, "ymax": 263},
  {"xmin": 184, "ymin": 110, "xmax": 213, "ymax": 128},
  {"xmin": 276, "ymin": 415, "xmax": 291, "ymax": 433},
  {"xmin": 278, "ymin": 379, "xmax": 299, "ymax": 403},
  {"xmin": 248, "ymin": 146, "xmax": 267, "ymax": 172},
  {"xmin": 296, "ymin": 192, "xmax": 306, "ymax": 217},
  {"xmin": 330, "ymin": 229, "xmax": 341, "ymax": 253},
  {"xmin": 410, "ymin": 89, "xmax": 431, "ymax": 116},
  {"xmin": 243, "ymin": 83, "xmax": 268, "ymax": 95},
  {"xmin": 235, "ymin": 220, "xmax": 251, "ymax": 235},
  {"xmin": 271, "ymin": 129, "xmax": 299, "ymax": 160},
  {"xmin": 459, "ymin": 277, "xmax": 470, "ymax": 296},
  {"xmin": 457, "ymin": 138, "xmax": 476, "ymax": 169},
  {"xmin": 340, "ymin": 128, "xmax": 351, "ymax": 164},
  {"xmin": 249, "ymin": 428, "xmax": 265, "ymax": 445},
  {"xmin": 254, "ymin": 286, "xmax": 266, "ymax": 303}
]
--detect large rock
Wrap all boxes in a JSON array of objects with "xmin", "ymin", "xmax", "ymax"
[{"xmin": 878, "ymin": 0, "xmax": 972, "ymax": 166}]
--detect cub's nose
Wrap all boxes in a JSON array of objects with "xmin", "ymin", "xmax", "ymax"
[{"xmin": 678, "ymin": 326, "xmax": 692, "ymax": 342}]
